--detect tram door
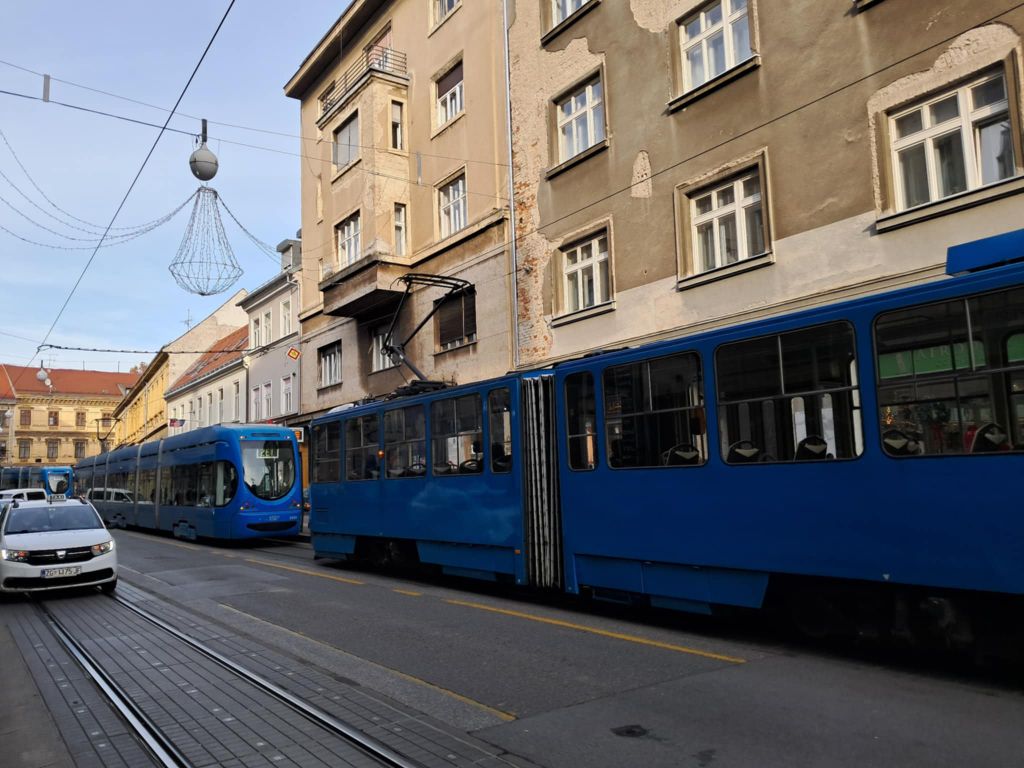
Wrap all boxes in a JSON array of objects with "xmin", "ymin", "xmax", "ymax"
[{"xmin": 521, "ymin": 375, "xmax": 563, "ymax": 589}]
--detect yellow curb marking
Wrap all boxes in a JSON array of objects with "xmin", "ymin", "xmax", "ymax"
[
  {"xmin": 244, "ymin": 558, "xmax": 364, "ymax": 585},
  {"xmin": 392, "ymin": 589, "xmax": 422, "ymax": 597}
]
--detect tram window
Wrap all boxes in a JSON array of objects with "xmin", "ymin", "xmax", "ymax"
[
  {"xmin": 384, "ymin": 406, "xmax": 426, "ymax": 478},
  {"xmin": 875, "ymin": 288, "xmax": 1024, "ymax": 456},
  {"xmin": 160, "ymin": 469, "xmax": 173, "ymax": 506},
  {"xmin": 172, "ymin": 464, "xmax": 199, "ymax": 505},
  {"xmin": 603, "ymin": 353, "xmax": 706, "ymax": 468},
  {"xmin": 197, "ymin": 463, "xmax": 214, "ymax": 507},
  {"xmin": 313, "ymin": 422, "xmax": 341, "ymax": 483},
  {"xmin": 488, "ymin": 388, "xmax": 512, "ymax": 473},
  {"xmin": 566, "ymin": 372, "xmax": 598, "ymax": 470},
  {"xmin": 717, "ymin": 322, "xmax": 862, "ymax": 463},
  {"xmin": 431, "ymin": 395, "xmax": 483, "ymax": 475},
  {"xmin": 345, "ymin": 415, "xmax": 380, "ymax": 481},
  {"xmin": 137, "ymin": 469, "xmax": 156, "ymax": 504}
]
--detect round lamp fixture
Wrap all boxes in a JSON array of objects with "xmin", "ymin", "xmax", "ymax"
[
  {"xmin": 189, "ymin": 143, "xmax": 219, "ymax": 182},
  {"xmin": 36, "ymin": 364, "xmax": 48, "ymax": 382}
]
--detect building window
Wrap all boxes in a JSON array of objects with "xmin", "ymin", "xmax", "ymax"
[
  {"xmin": 680, "ymin": 0, "xmax": 752, "ymax": 92},
  {"xmin": 280, "ymin": 299, "xmax": 292, "ymax": 337},
  {"xmin": 250, "ymin": 387, "xmax": 261, "ymax": 420},
  {"xmin": 188, "ymin": 401, "xmax": 195, "ymax": 429},
  {"xmin": 690, "ymin": 169, "xmax": 766, "ymax": 273},
  {"xmin": 263, "ymin": 383, "xmax": 272, "ymax": 421},
  {"xmin": 101, "ymin": 412, "xmax": 112, "ymax": 429},
  {"xmin": 76, "ymin": 411, "xmax": 86, "ymax": 427},
  {"xmin": 47, "ymin": 410, "xmax": 59, "ymax": 427},
  {"xmin": 439, "ymin": 174, "xmax": 467, "ymax": 238},
  {"xmin": 336, "ymin": 212, "xmax": 361, "ymax": 267},
  {"xmin": 553, "ymin": 0, "xmax": 589, "ymax": 25},
  {"xmin": 18, "ymin": 439, "xmax": 30, "ymax": 460},
  {"xmin": 557, "ymin": 77, "xmax": 605, "ymax": 162},
  {"xmin": 47, "ymin": 439, "xmax": 59, "ymax": 460},
  {"xmin": 370, "ymin": 326, "xmax": 395, "ymax": 373},
  {"xmin": 318, "ymin": 341, "xmax": 342, "ymax": 388},
  {"xmin": 252, "ymin": 317, "xmax": 262, "ymax": 348},
  {"xmin": 889, "ymin": 70, "xmax": 1017, "ymax": 211},
  {"xmin": 562, "ymin": 232, "xmax": 610, "ymax": 314},
  {"xmin": 197, "ymin": 396, "xmax": 204, "ymax": 428},
  {"xmin": 233, "ymin": 382, "xmax": 240, "ymax": 421},
  {"xmin": 319, "ymin": 81, "xmax": 336, "ymax": 117},
  {"xmin": 717, "ymin": 322, "xmax": 863, "ymax": 463},
  {"xmin": 74, "ymin": 440, "xmax": 86, "ymax": 459},
  {"xmin": 436, "ymin": 62, "xmax": 464, "ymax": 127},
  {"xmin": 282, "ymin": 375, "xmax": 294, "ymax": 413},
  {"xmin": 391, "ymin": 101, "xmax": 404, "ymax": 150},
  {"xmin": 333, "ymin": 112, "xmax": 359, "ymax": 169},
  {"xmin": 434, "ymin": 0, "xmax": 459, "ymax": 26},
  {"xmin": 19, "ymin": 409, "xmax": 30, "ymax": 427},
  {"xmin": 436, "ymin": 288, "xmax": 476, "ymax": 351},
  {"xmin": 394, "ymin": 203, "xmax": 407, "ymax": 257},
  {"xmin": 263, "ymin": 311, "xmax": 272, "ymax": 344},
  {"xmin": 218, "ymin": 388, "xmax": 225, "ymax": 423}
]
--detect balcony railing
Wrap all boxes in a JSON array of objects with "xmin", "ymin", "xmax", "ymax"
[{"xmin": 319, "ymin": 46, "xmax": 408, "ymax": 119}]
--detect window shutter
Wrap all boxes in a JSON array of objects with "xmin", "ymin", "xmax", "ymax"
[
  {"xmin": 437, "ymin": 61, "xmax": 463, "ymax": 96},
  {"xmin": 463, "ymin": 291, "xmax": 476, "ymax": 337},
  {"xmin": 437, "ymin": 298, "xmax": 461, "ymax": 345}
]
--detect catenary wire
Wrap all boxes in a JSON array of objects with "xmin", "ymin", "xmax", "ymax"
[{"xmin": 7, "ymin": 0, "xmax": 237, "ymax": 391}]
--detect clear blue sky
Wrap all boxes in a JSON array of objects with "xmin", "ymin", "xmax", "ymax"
[{"xmin": 0, "ymin": 0, "xmax": 348, "ymax": 372}]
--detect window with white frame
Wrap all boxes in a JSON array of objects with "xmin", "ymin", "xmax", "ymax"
[
  {"xmin": 680, "ymin": 0, "xmax": 752, "ymax": 92},
  {"xmin": 263, "ymin": 383, "xmax": 272, "ymax": 421},
  {"xmin": 207, "ymin": 393, "xmax": 213, "ymax": 425},
  {"xmin": 394, "ymin": 203, "xmax": 407, "ymax": 257},
  {"xmin": 333, "ymin": 113, "xmax": 359, "ymax": 169},
  {"xmin": 557, "ymin": 77, "xmax": 606, "ymax": 162},
  {"xmin": 689, "ymin": 169, "xmax": 766, "ymax": 274},
  {"xmin": 889, "ymin": 70, "xmax": 1018, "ymax": 212},
  {"xmin": 189, "ymin": 401, "xmax": 195, "ymax": 429},
  {"xmin": 263, "ymin": 311, "xmax": 272, "ymax": 344},
  {"xmin": 391, "ymin": 101, "xmax": 404, "ymax": 150},
  {"xmin": 370, "ymin": 326, "xmax": 395, "ymax": 373},
  {"xmin": 251, "ymin": 317, "xmax": 261, "ymax": 348},
  {"xmin": 250, "ymin": 386, "xmax": 261, "ymax": 420},
  {"xmin": 280, "ymin": 299, "xmax": 292, "ymax": 337},
  {"xmin": 436, "ymin": 62, "xmax": 464, "ymax": 127},
  {"xmin": 197, "ymin": 395, "xmax": 204, "ymax": 427},
  {"xmin": 336, "ymin": 212, "xmax": 361, "ymax": 267},
  {"xmin": 434, "ymin": 0, "xmax": 459, "ymax": 25},
  {"xmin": 281, "ymin": 375, "xmax": 294, "ymax": 414},
  {"xmin": 562, "ymin": 232, "xmax": 611, "ymax": 314},
  {"xmin": 218, "ymin": 388, "xmax": 224, "ymax": 423},
  {"xmin": 439, "ymin": 174, "xmax": 467, "ymax": 238},
  {"xmin": 318, "ymin": 341, "xmax": 342, "ymax": 388},
  {"xmin": 233, "ymin": 382, "xmax": 240, "ymax": 421},
  {"xmin": 553, "ymin": 0, "xmax": 588, "ymax": 25}
]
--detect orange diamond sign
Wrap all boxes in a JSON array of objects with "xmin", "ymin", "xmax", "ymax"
[{"xmin": 287, "ymin": 347, "xmax": 300, "ymax": 360}]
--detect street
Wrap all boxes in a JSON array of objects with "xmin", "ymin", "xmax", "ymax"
[{"xmin": 4, "ymin": 529, "xmax": 1023, "ymax": 768}]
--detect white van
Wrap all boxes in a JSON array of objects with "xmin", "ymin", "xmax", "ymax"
[{"xmin": 0, "ymin": 489, "xmax": 48, "ymax": 503}]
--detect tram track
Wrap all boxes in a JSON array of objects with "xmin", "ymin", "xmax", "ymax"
[{"xmin": 37, "ymin": 594, "xmax": 428, "ymax": 768}]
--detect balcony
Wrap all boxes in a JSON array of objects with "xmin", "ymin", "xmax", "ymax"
[
  {"xmin": 318, "ymin": 46, "xmax": 408, "ymax": 124},
  {"xmin": 321, "ymin": 255, "xmax": 407, "ymax": 320}
]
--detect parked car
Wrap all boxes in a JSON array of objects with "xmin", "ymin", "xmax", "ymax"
[
  {"xmin": 0, "ymin": 497, "xmax": 117, "ymax": 594},
  {"xmin": 0, "ymin": 488, "xmax": 48, "ymax": 503}
]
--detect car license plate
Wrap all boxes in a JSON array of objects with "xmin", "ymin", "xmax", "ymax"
[{"xmin": 42, "ymin": 566, "xmax": 81, "ymax": 579}]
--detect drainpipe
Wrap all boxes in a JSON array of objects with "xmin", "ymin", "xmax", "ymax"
[{"xmin": 502, "ymin": 0, "xmax": 520, "ymax": 370}]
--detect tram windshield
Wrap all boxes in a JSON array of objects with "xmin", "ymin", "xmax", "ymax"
[
  {"xmin": 241, "ymin": 440, "xmax": 295, "ymax": 501},
  {"xmin": 47, "ymin": 471, "xmax": 71, "ymax": 495}
]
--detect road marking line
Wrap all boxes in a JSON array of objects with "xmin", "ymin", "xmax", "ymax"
[
  {"xmin": 389, "ymin": 669, "xmax": 517, "ymax": 722},
  {"xmin": 445, "ymin": 599, "xmax": 747, "ymax": 664},
  {"xmin": 392, "ymin": 589, "xmax": 422, "ymax": 597},
  {"xmin": 244, "ymin": 558, "xmax": 364, "ymax": 585},
  {"xmin": 118, "ymin": 531, "xmax": 201, "ymax": 551}
]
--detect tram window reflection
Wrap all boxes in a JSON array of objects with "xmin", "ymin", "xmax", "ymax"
[
  {"xmin": 313, "ymin": 422, "xmax": 341, "ymax": 483},
  {"xmin": 345, "ymin": 415, "xmax": 380, "ymax": 480},
  {"xmin": 384, "ymin": 406, "xmax": 426, "ymax": 478},
  {"xmin": 430, "ymin": 395, "xmax": 483, "ymax": 475},
  {"xmin": 488, "ymin": 388, "xmax": 513, "ymax": 473},
  {"xmin": 566, "ymin": 372, "xmax": 598, "ymax": 470}
]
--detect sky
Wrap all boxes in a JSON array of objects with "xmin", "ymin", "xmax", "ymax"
[{"xmin": 0, "ymin": 0, "xmax": 349, "ymax": 374}]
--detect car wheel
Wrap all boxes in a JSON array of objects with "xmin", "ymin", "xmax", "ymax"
[{"xmin": 100, "ymin": 578, "xmax": 117, "ymax": 595}]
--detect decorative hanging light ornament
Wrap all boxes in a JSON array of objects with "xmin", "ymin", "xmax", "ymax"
[{"xmin": 168, "ymin": 186, "xmax": 243, "ymax": 296}]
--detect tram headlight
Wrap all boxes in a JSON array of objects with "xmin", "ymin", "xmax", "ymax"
[
  {"xmin": 1, "ymin": 548, "xmax": 28, "ymax": 562},
  {"xmin": 91, "ymin": 540, "xmax": 114, "ymax": 556}
]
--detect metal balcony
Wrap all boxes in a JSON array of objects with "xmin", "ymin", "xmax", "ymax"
[{"xmin": 319, "ymin": 46, "xmax": 408, "ymax": 120}]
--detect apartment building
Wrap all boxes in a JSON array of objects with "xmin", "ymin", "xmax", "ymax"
[
  {"xmin": 508, "ymin": 0, "xmax": 1024, "ymax": 365},
  {"xmin": 284, "ymin": 0, "xmax": 512, "ymax": 422},
  {"xmin": 0, "ymin": 364, "xmax": 137, "ymax": 465},
  {"xmin": 165, "ymin": 326, "xmax": 249, "ymax": 435}
]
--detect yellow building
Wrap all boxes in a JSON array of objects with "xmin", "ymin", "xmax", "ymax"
[{"xmin": 0, "ymin": 364, "xmax": 137, "ymax": 466}]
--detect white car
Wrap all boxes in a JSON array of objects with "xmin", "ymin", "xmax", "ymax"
[
  {"xmin": 0, "ymin": 488, "xmax": 48, "ymax": 503},
  {"xmin": 0, "ymin": 498, "xmax": 117, "ymax": 594}
]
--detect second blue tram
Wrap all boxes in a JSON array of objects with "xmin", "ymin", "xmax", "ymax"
[
  {"xmin": 76, "ymin": 424, "xmax": 302, "ymax": 540},
  {"xmin": 310, "ymin": 256, "xmax": 1024, "ymax": 645},
  {"xmin": 0, "ymin": 465, "xmax": 74, "ymax": 498}
]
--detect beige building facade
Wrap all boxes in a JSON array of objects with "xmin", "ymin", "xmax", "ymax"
[
  {"xmin": 508, "ymin": 0, "xmax": 1024, "ymax": 365},
  {"xmin": 114, "ymin": 290, "xmax": 249, "ymax": 446},
  {"xmin": 284, "ymin": 0, "xmax": 512, "ymax": 421}
]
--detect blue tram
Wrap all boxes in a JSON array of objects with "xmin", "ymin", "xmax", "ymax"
[
  {"xmin": 75, "ymin": 424, "xmax": 302, "ymax": 540},
  {"xmin": 310, "ymin": 253, "xmax": 1024, "ymax": 643},
  {"xmin": 0, "ymin": 465, "xmax": 74, "ymax": 498}
]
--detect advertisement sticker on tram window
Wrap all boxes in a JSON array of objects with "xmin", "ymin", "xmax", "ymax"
[{"xmin": 257, "ymin": 446, "xmax": 279, "ymax": 459}]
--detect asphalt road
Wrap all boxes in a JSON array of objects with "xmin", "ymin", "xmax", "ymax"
[{"xmin": 93, "ymin": 529, "xmax": 1024, "ymax": 768}]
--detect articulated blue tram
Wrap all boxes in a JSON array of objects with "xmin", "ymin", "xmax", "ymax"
[
  {"xmin": 76, "ymin": 424, "xmax": 302, "ymax": 540},
  {"xmin": 0, "ymin": 465, "xmax": 74, "ymax": 498},
  {"xmin": 310, "ymin": 253, "xmax": 1024, "ymax": 643}
]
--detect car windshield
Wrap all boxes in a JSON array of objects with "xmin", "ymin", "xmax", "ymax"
[
  {"xmin": 241, "ymin": 440, "xmax": 296, "ymax": 501},
  {"xmin": 47, "ymin": 472, "xmax": 71, "ymax": 494},
  {"xmin": 4, "ymin": 504, "xmax": 103, "ymax": 535}
]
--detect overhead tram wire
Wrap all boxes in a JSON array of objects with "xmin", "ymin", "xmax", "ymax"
[{"xmin": 7, "ymin": 0, "xmax": 237, "ymax": 391}]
